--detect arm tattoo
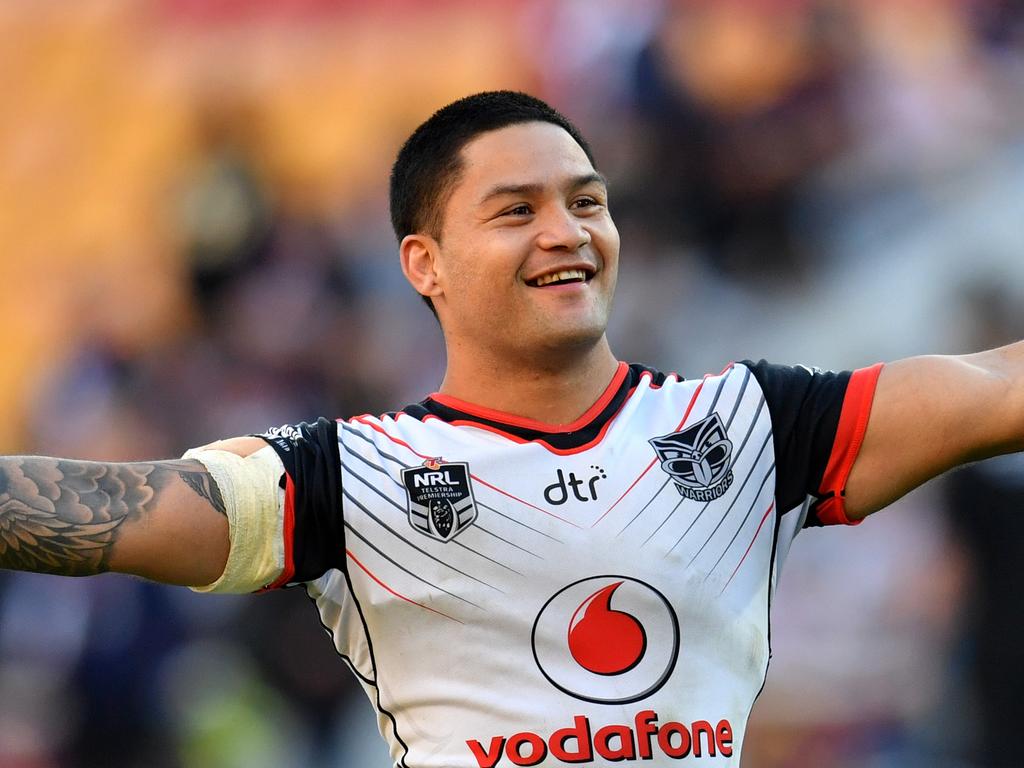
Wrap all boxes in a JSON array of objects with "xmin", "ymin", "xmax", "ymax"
[
  {"xmin": 159, "ymin": 461, "xmax": 227, "ymax": 516},
  {"xmin": 0, "ymin": 457, "xmax": 226, "ymax": 577}
]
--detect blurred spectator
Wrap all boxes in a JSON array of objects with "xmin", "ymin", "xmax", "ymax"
[
  {"xmin": 627, "ymin": 0, "xmax": 851, "ymax": 282},
  {"xmin": 930, "ymin": 282, "xmax": 1024, "ymax": 767},
  {"xmin": 178, "ymin": 100, "xmax": 273, "ymax": 319}
]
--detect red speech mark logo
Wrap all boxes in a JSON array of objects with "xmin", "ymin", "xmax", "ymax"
[{"xmin": 533, "ymin": 576, "xmax": 679, "ymax": 704}]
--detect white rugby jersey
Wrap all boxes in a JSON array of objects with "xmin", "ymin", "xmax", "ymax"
[{"xmin": 221, "ymin": 360, "xmax": 882, "ymax": 767}]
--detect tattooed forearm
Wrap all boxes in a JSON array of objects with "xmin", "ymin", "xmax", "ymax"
[
  {"xmin": 0, "ymin": 457, "xmax": 226, "ymax": 577},
  {"xmin": 0, "ymin": 458, "xmax": 151, "ymax": 576}
]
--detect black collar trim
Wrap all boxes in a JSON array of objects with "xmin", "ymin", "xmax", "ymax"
[{"xmin": 392, "ymin": 363, "xmax": 671, "ymax": 452}]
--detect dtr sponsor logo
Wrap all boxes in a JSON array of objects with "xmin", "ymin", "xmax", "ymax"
[{"xmin": 542, "ymin": 466, "xmax": 606, "ymax": 505}]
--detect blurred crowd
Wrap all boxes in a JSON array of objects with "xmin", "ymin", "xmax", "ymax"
[{"xmin": 3, "ymin": 1, "xmax": 1024, "ymax": 766}]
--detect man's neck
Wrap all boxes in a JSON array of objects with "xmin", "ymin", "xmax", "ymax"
[{"xmin": 438, "ymin": 338, "xmax": 621, "ymax": 426}]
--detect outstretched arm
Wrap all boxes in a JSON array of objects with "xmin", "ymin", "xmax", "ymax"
[
  {"xmin": 846, "ymin": 341, "xmax": 1024, "ymax": 520},
  {"xmin": 0, "ymin": 437, "xmax": 265, "ymax": 586}
]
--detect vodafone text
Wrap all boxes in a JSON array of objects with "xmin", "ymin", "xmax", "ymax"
[{"xmin": 467, "ymin": 710, "xmax": 733, "ymax": 767}]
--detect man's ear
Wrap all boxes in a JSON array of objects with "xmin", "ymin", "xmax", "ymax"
[{"xmin": 400, "ymin": 234, "xmax": 444, "ymax": 301}]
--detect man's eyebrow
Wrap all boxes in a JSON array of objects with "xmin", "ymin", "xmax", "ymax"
[{"xmin": 477, "ymin": 172, "xmax": 608, "ymax": 205}]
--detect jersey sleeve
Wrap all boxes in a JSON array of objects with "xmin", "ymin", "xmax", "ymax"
[
  {"xmin": 741, "ymin": 359, "xmax": 883, "ymax": 527},
  {"xmin": 253, "ymin": 417, "xmax": 346, "ymax": 588}
]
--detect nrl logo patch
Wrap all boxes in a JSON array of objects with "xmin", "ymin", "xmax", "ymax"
[
  {"xmin": 649, "ymin": 413, "xmax": 735, "ymax": 502},
  {"xmin": 401, "ymin": 459, "xmax": 478, "ymax": 542}
]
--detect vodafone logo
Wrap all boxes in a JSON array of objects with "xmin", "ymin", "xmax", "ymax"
[{"xmin": 531, "ymin": 575, "xmax": 680, "ymax": 704}]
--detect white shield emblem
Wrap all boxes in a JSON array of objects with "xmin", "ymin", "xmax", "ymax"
[{"xmin": 401, "ymin": 461, "xmax": 478, "ymax": 542}]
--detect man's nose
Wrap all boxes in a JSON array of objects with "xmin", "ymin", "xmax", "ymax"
[{"xmin": 536, "ymin": 205, "xmax": 591, "ymax": 251}]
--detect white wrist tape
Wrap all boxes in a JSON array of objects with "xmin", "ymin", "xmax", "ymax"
[{"xmin": 183, "ymin": 445, "xmax": 286, "ymax": 594}]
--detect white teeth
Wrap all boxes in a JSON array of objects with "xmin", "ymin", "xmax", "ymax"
[{"xmin": 534, "ymin": 269, "xmax": 588, "ymax": 287}]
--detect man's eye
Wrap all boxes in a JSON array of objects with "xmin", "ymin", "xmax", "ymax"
[
  {"xmin": 503, "ymin": 204, "xmax": 532, "ymax": 216},
  {"xmin": 572, "ymin": 197, "xmax": 600, "ymax": 210}
]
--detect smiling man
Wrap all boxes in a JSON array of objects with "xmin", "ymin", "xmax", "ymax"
[
  {"xmin": 397, "ymin": 110, "xmax": 622, "ymax": 424},
  {"xmin": 2, "ymin": 91, "xmax": 1024, "ymax": 767}
]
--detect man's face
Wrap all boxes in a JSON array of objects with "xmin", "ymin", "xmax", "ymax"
[{"xmin": 430, "ymin": 121, "xmax": 620, "ymax": 362}]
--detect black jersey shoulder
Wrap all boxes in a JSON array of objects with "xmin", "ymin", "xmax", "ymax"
[
  {"xmin": 739, "ymin": 359, "xmax": 852, "ymax": 524},
  {"xmin": 390, "ymin": 363, "xmax": 673, "ymax": 452},
  {"xmin": 252, "ymin": 416, "xmax": 346, "ymax": 584}
]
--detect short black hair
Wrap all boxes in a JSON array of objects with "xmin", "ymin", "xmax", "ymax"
[{"xmin": 389, "ymin": 91, "xmax": 596, "ymax": 314}]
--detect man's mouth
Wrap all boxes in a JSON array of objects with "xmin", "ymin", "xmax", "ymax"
[{"xmin": 528, "ymin": 268, "xmax": 593, "ymax": 288}]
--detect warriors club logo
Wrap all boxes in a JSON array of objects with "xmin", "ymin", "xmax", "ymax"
[
  {"xmin": 401, "ymin": 459, "xmax": 478, "ymax": 542},
  {"xmin": 531, "ymin": 576, "xmax": 680, "ymax": 704},
  {"xmin": 649, "ymin": 413, "xmax": 735, "ymax": 502}
]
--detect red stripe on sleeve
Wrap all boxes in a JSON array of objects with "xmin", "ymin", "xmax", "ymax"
[
  {"xmin": 816, "ymin": 363, "xmax": 884, "ymax": 526},
  {"xmin": 268, "ymin": 472, "xmax": 297, "ymax": 589}
]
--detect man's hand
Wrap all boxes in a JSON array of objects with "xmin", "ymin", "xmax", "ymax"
[
  {"xmin": 846, "ymin": 342, "xmax": 1024, "ymax": 520},
  {"xmin": 0, "ymin": 437, "xmax": 264, "ymax": 586}
]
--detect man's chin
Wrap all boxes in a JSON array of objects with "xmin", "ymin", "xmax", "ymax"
[
  {"xmin": 528, "ymin": 323, "xmax": 608, "ymax": 358},
  {"xmin": 465, "ymin": 310, "xmax": 610, "ymax": 363}
]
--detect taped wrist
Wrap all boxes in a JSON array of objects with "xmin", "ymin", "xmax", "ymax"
[{"xmin": 183, "ymin": 445, "xmax": 286, "ymax": 594}]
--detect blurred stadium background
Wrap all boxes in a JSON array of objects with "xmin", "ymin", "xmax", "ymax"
[{"xmin": 2, "ymin": 0, "xmax": 1024, "ymax": 766}]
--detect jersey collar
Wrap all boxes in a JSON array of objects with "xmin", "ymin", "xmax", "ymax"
[{"xmin": 399, "ymin": 363, "xmax": 659, "ymax": 453}]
